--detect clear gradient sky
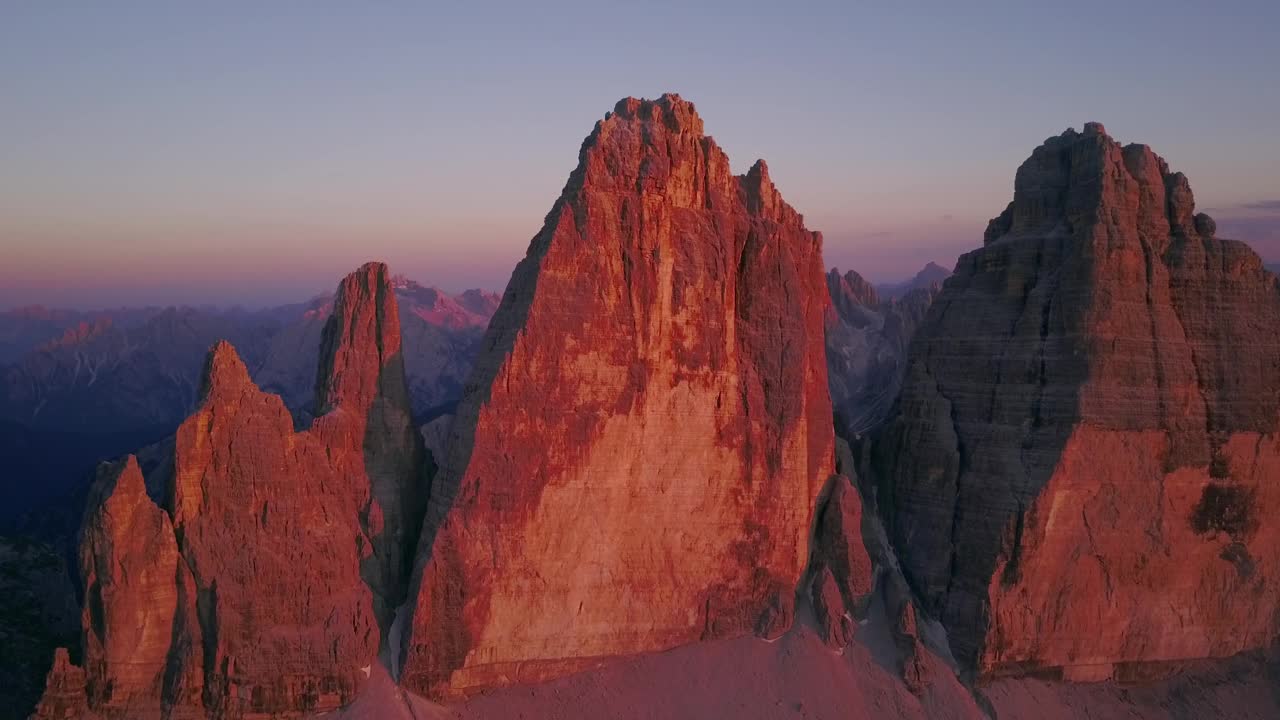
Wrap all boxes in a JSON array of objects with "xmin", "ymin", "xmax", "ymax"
[{"xmin": 2, "ymin": 1, "xmax": 1277, "ymax": 309}]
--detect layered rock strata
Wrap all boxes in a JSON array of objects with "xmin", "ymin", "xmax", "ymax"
[{"xmin": 865, "ymin": 122, "xmax": 1280, "ymax": 680}]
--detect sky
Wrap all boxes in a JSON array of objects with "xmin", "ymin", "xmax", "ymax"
[{"xmin": 2, "ymin": 1, "xmax": 1278, "ymax": 309}]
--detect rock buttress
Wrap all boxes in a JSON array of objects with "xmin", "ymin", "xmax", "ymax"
[{"xmin": 401, "ymin": 94, "xmax": 834, "ymax": 698}]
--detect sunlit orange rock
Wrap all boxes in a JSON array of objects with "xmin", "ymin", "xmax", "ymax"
[
  {"xmin": 79, "ymin": 456, "xmax": 201, "ymax": 717},
  {"xmin": 48, "ymin": 262, "xmax": 426, "ymax": 718},
  {"xmin": 401, "ymin": 94, "xmax": 835, "ymax": 698},
  {"xmin": 865, "ymin": 122, "xmax": 1280, "ymax": 680},
  {"xmin": 165, "ymin": 262, "xmax": 425, "ymax": 714},
  {"xmin": 28, "ymin": 649, "xmax": 97, "ymax": 720}
]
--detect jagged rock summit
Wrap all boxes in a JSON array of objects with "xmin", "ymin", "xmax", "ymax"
[
  {"xmin": 32, "ymin": 262, "xmax": 427, "ymax": 719},
  {"xmin": 400, "ymin": 94, "xmax": 835, "ymax": 698},
  {"xmin": 311, "ymin": 261, "xmax": 428, "ymax": 625},
  {"xmin": 865, "ymin": 122, "xmax": 1280, "ymax": 681}
]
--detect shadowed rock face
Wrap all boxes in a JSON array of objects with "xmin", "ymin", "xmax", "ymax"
[
  {"xmin": 0, "ymin": 309, "xmax": 277, "ymax": 435},
  {"xmin": 877, "ymin": 261, "xmax": 951, "ymax": 302},
  {"xmin": 865, "ymin": 122, "xmax": 1280, "ymax": 680},
  {"xmin": 826, "ymin": 268, "xmax": 943, "ymax": 436},
  {"xmin": 0, "ymin": 537, "xmax": 78, "ymax": 720},
  {"xmin": 808, "ymin": 474, "xmax": 873, "ymax": 649},
  {"xmin": 401, "ymin": 94, "xmax": 835, "ymax": 698},
  {"xmin": 32, "ymin": 262, "xmax": 426, "ymax": 718},
  {"xmin": 311, "ymin": 262, "xmax": 429, "ymax": 625}
]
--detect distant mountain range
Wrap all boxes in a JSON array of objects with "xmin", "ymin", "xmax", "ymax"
[{"xmin": 0, "ymin": 280, "xmax": 498, "ymax": 430}]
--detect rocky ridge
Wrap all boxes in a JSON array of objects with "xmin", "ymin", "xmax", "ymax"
[{"xmin": 33, "ymin": 263, "xmax": 427, "ymax": 718}]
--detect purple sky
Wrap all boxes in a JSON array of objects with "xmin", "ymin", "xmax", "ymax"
[{"xmin": 2, "ymin": 2, "xmax": 1278, "ymax": 309}]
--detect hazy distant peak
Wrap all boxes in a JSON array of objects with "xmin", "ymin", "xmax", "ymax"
[
  {"xmin": 876, "ymin": 261, "xmax": 952, "ymax": 301},
  {"xmin": 912, "ymin": 262, "xmax": 949, "ymax": 282}
]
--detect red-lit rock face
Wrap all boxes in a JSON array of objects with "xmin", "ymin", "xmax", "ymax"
[
  {"xmin": 311, "ymin": 262, "xmax": 429, "ymax": 625},
  {"xmin": 37, "ymin": 262, "xmax": 426, "ymax": 718},
  {"xmin": 79, "ymin": 456, "xmax": 201, "ymax": 716},
  {"xmin": 169, "ymin": 262, "xmax": 425, "ymax": 715},
  {"xmin": 29, "ymin": 649, "xmax": 96, "ymax": 720},
  {"xmin": 401, "ymin": 94, "xmax": 835, "ymax": 698},
  {"xmin": 808, "ymin": 475, "xmax": 873, "ymax": 649},
  {"xmin": 171, "ymin": 339, "xmax": 380, "ymax": 716},
  {"xmin": 866, "ymin": 122, "xmax": 1280, "ymax": 680}
]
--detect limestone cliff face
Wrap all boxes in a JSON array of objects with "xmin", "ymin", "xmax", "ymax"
[
  {"xmin": 401, "ymin": 94, "xmax": 835, "ymax": 698},
  {"xmin": 866, "ymin": 122, "xmax": 1280, "ymax": 680},
  {"xmin": 311, "ymin": 262, "xmax": 428, "ymax": 624},
  {"xmin": 34, "ymin": 262, "xmax": 426, "ymax": 718},
  {"xmin": 171, "ymin": 340, "xmax": 379, "ymax": 716},
  {"xmin": 28, "ymin": 649, "xmax": 96, "ymax": 720},
  {"xmin": 79, "ymin": 456, "xmax": 201, "ymax": 717}
]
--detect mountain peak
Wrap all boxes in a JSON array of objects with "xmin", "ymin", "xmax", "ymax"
[
  {"xmin": 311, "ymin": 261, "xmax": 424, "ymax": 622},
  {"xmin": 609, "ymin": 93, "xmax": 702, "ymax": 134},
  {"xmin": 827, "ymin": 268, "xmax": 880, "ymax": 308},
  {"xmin": 79, "ymin": 452, "xmax": 191, "ymax": 715},
  {"xmin": 742, "ymin": 157, "xmax": 797, "ymax": 223},
  {"xmin": 28, "ymin": 648, "xmax": 90, "ymax": 720},
  {"xmin": 984, "ymin": 123, "xmax": 1208, "ymax": 246},
  {"xmin": 199, "ymin": 340, "xmax": 252, "ymax": 401},
  {"xmin": 566, "ymin": 93, "xmax": 807, "ymax": 229},
  {"xmin": 315, "ymin": 261, "xmax": 402, "ymax": 416},
  {"xmin": 872, "ymin": 122, "xmax": 1280, "ymax": 680},
  {"xmin": 401, "ymin": 93, "xmax": 832, "ymax": 699},
  {"xmin": 84, "ymin": 455, "xmax": 147, "ymax": 512},
  {"xmin": 910, "ymin": 262, "xmax": 950, "ymax": 288},
  {"xmin": 37, "ymin": 317, "xmax": 113, "ymax": 352}
]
